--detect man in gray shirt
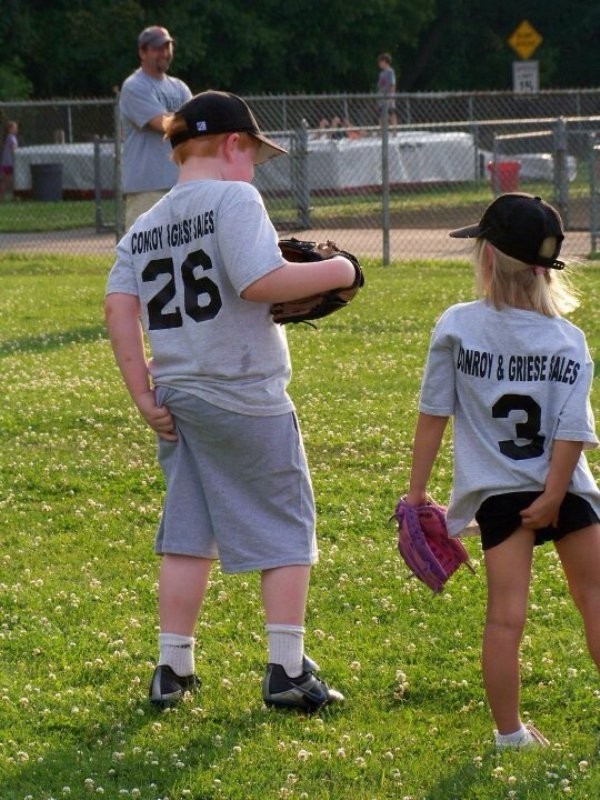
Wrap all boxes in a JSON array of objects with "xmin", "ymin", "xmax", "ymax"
[{"xmin": 119, "ymin": 25, "xmax": 192, "ymax": 229}]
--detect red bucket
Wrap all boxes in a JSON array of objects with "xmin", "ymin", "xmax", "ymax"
[{"xmin": 487, "ymin": 160, "xmax": 520, "ymax": 193}]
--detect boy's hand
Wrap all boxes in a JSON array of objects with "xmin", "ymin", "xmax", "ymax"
[{"xmin": 135, "ymin": 389, "xmax": 178, "ymax": 441}]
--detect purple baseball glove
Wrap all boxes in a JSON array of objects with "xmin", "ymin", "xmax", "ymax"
[{"xmin": 392, "ymin": 498, "xmax": 474, "ymax": 594}]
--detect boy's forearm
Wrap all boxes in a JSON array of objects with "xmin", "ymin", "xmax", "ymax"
[
  {"xmin": 104, "ymin": 293, "xmax": 150, "ymax": 403},
  {"xmin": 241, "ymin": 256, "xmax": 356, "ymax": 303}
]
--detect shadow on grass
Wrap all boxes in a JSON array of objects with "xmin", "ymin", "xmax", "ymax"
[
  {"xmin": 0, "ymin": 695, "xmax": 304, "ymax": 799},
  {"xmin": 0, "ymin": 324, "xmax": 107, "ymax": 357}
]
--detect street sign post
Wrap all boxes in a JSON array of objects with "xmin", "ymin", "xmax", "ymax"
[
  {"xmin": 508, "ymin": 20, "xmax": 542, "ymax": 93},
  {"xmin": 512, "ymin": 60, "xmax": 539, "ymax": 94},
  {"xmin": 508, "ymin": 19, "xmax": 543, "ymax": 60}
]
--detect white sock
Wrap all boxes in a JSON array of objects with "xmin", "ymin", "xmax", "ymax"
[
  {"xmin": 265, "ymin": 624, "xmax": 304, "ymax": 678},
  {"xmin": 495, "ymin": 724, "xmax": 528, "ymax": 747},
  {"xmin": 158, "ymin": 632, "xmax": 195, "ymax": 677}
]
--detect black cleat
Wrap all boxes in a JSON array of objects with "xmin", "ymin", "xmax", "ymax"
[
  {"xmin": 262, "ymin": 660, "xmax": 344, "ymax": 712},
  {"xmin": 149, "ymin": 664, "xmax": 200, "ymax": 708}
]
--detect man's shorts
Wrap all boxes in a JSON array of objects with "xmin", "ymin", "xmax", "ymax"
[
  {"xmin": 475, "ymin": 491, "xmax": 599, "ymax": 551},
  {"xmin": 154, "ymin": 387, "xmax": 317, "ymax": 573},
  {"xmin": 125, "ymin": 190, "xmax": 167, "ymax": 230}
]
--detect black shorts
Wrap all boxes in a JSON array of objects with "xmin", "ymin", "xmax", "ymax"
[{"xmin": 475, "ymin": 491, "xmax": 599, "ymax": 551}]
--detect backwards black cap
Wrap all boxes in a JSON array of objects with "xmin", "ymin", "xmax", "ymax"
[{"xmin": 449, "ymin": 192, "xmax": 565, "ymax": 269}]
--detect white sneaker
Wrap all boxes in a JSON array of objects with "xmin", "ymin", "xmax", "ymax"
[{"xmin": 495, "ymin": 722, "xmax": 549, "ymax": 750}]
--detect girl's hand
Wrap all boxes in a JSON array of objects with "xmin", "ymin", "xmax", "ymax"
[
  {"xmin": 519, "ymin": 492, "xmax": 561, "ymax": 529},
  {"xmin": 404, "ymin": 490, "xmax": 429, "ymax": 506}
]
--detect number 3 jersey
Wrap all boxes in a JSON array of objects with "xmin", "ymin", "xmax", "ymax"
[
  {"xmin": 106, "ymin": 180, "xmax": 293, "ymax": 417},
  {"xmin": 418, "ymin": 299, "xmax": 600, "ymax": 535}
]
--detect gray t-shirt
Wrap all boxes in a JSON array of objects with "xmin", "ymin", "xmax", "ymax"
[
  {"xmin": 419, "ymin": 300, "xmax": 600, "ymax": 534},
  {"xmin": 106, "ymin": 179, "xmax": 293, "ymax": 416},
  {"xmin": 119, "ymin": 69, "xmax": 192, "ymax": 193}
]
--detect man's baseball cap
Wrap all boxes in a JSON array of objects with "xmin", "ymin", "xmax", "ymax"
[
  {"xmin": 138, "ymin": 26, "xmax": 174, "ymax": 48},
  {"xmin": 169, "ymin": 90, "xmax": 288, "ymax": 164},
  {"xmin": 449, "ymin": 192, "xmax": 565, "ymax": 269}
]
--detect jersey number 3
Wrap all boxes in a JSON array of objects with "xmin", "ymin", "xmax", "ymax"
[
  {"xmin": 492, "ymin": 393, "xmax": 545, "ymax": 460},
  {"xmin": 143, "ymin": 249, "xmax": 222, "ymax": 329}
]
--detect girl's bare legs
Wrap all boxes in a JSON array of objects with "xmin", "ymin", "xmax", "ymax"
[
  {"xmin": 482, "ymin": 527, "xmax": 535, "ymax": 734},
  {"xmin": 555, "ymin": 524, "xmax": 600, "ymax": 670}
]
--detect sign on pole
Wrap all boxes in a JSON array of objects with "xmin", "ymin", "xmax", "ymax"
[
  {"xmin": 508, "ymin": 20, "xmax": 543, "ymax": 60},
  {"xmin": 512, "ymin": 60, "xmax": 539, "ymax": 94}
]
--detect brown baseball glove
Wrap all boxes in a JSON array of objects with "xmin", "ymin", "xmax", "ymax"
[{"xmin": 271, "ymin": 238, "xmax": 364, "ymax": 325}]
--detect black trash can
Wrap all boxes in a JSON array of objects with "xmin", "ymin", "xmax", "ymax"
[{"xmin": 31, "ymin": 162, "xmax": 63, "ymax": 201}]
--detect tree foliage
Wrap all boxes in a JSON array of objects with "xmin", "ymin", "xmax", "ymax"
[{"xmin": 0, "ymin": 0, "xmax": 597, "ymax": 100}]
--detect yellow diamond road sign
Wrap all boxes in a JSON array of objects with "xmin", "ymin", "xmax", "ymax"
[{"xmin": 508, "ymin": 19, "xmax": 543, "ymax": 60}]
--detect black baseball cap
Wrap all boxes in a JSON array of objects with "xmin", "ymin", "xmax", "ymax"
[
  {"xmin": 449, "ymin": 192, "xmax": 565, "ymax": 269},
  {"xmin": 169, "ymin": 90, "xmax": 288, "ymax": 165}
]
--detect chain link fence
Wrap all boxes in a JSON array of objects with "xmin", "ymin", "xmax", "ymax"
[{"xmin": 1, "ymin": 90, "xmax": 599, "ymax": 262}]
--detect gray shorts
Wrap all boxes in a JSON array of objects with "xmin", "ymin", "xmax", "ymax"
[{"xmin": 154, "ymin": 387, "xmax": 317, "ymax": 573}]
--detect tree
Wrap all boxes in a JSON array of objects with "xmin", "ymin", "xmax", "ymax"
[
  {"xmin": 0, "ymin": 0, "xmax": 597, "ymax": 99},
  {"xmin": 401, "ymin": 0, "xmax": 600, "ymax": 91}
]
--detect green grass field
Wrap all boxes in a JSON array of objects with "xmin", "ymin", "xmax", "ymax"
[
  {"xmin": 1, "ymin": 171, "xmax": 590, "ymax": 234},
  {"xmin": 1, "ymin": 253, "xmax": 599, "ymax": 800}
]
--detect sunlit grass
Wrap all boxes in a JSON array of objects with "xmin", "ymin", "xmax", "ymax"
[{"xmin": 1, "ymin": 254, "xmax": 599, "ymax": 799}]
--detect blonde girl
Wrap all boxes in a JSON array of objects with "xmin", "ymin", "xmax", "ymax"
[{"xmin": 404, "ymin": 192, "xmax": 600, "ymax": 748}]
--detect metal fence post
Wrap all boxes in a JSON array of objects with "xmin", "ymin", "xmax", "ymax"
[
  {"xmin": 291, "ymin": 118, "xmax": 311, "ymax": 230},
  {"xmin": 93, "ymin": 135, "xmax": 103, "ymax": 233},
  {"xmin": 490, "ymin": 136, "xmax": 500, "ymax": 195},
  {"xmin": 590, "ymin": 133, "xmax": 599, "ymax": 254},
  {"xmin": 381, "ymin": 108, "xmax": 390, "ymax": 266},
  {"xmin": 113, "ymin": 93, "xmax": 124, "ymax": 241},
  {"xmin": 553, "ymin": 117, "xmax": 569, "ymax": 227}
]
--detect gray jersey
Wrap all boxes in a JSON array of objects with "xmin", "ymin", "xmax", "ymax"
[
  {"xmin": 419, "ymin": 300, "xmax": 600, "ymax": 534},
  {"xmin": 106, "ymin": 179, "xmax": 293, "ymax": 416},
  {"xmin": 119, "ymin": 69, "xmax": 192, "ymax": 193}
]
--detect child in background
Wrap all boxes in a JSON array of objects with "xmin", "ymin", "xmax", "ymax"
[
  {"xmin": 376, "ymin": 53, "xmax": 398, "ymax": 126},
  {"xmin": 0, "ymin": 120, "xmax": 18, "ymax": 200},
  {"xmin": 403, "ymin": 193, "xmax": 600, "ymax": 748},
  {"xmin": 105, "ymin": 91, "xmax": 359, "ymax": 712}
]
